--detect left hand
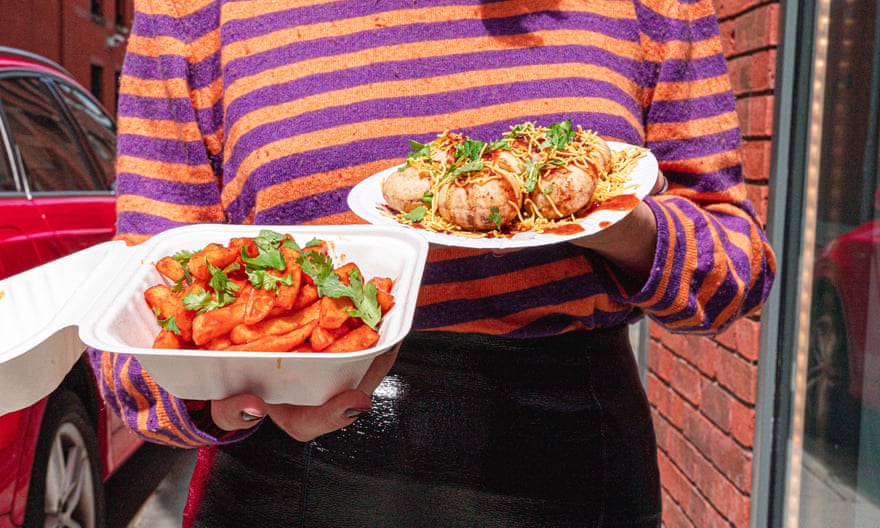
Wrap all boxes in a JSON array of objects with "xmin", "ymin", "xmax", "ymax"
[{"xmin": 568, "ymin": 171, "xmax": 666, "ymax": 285}]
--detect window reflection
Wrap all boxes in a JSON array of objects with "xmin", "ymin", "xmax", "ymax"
[{"xmin": 795, "ymin": 0, "xmax": 880, "ymax": 525}]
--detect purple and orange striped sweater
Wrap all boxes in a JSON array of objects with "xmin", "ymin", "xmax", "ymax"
[{"xmin": 91, "ymin": 0, "xmax": 776, "ymax": 447}]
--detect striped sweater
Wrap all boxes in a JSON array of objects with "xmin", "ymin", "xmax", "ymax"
[{"xmin": 91, "ymin": 0, "xmax": 776, "ymax": 447}]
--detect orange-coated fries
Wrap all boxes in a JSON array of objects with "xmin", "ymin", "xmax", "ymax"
[{"xmin": 144, "ymin": 229, "xmax": 395, "ymax": 353}]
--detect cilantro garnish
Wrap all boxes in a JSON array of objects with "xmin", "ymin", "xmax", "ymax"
[
  {"xmin": 403, "ymin": 205, "xmax": 427, "ymax": 223},
  {"xmin": 540, "ymin": 119, "xmax": 574, "ymax": 150},
  {"xmin": 297, "ymin": 251, "xmax": 383, "ymax": 329},
  {"xmin": 488, "ymin": 206, "xmax": 503, "ymax": 230},
  {"xmin": 151, "ymin": 307, "xmax": 181, "ymax": 335}
]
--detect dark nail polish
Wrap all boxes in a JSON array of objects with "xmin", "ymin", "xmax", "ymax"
[{"xmin": 345, "ymin": 408, "xmax": 369, "ymax": 419}]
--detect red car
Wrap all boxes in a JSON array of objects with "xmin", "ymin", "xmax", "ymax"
[
  {"xmin": 0, "ymin": 47, "xmax": 140, "ymax": 528},
  {"xmin": 807, "ymin": 193, "xmax": 880, "ymax": 446}
]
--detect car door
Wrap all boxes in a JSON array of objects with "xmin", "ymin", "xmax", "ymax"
[{"xmin": 0, "ymin": 74, "xmax": 115, "ymax": 264}]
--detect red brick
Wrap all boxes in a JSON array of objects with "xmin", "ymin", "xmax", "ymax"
[
  {"xmin": 730, "ymin": 398, "xmax": 756, "ymax": 448},
  {"xmin": 683, "ymin": 408, "xmax": 716, "ymax": 459},
  {"xmin": 746, "ymin": 184, "xmax": 770, "ymax": 224},
  {"xmin": 672, "ymin": 356, "xmax": 703, "ymax": 405},
  {"xmin": 740, "ymin": 139, "xmax": 772, "ymax": 183},
  {"xmin": 736, "ymin": 95, "xmax": 775, "ymax": 137},
  {"xmin": 733, "ymin": 5, "xmax": 780, "ymax": 54},
  {"xmin": 716, "ymin": 350, "xmax": 758, "ymax": 404},
  {"xmin": 714, "ymin": 0, "xmax": 766, "ymax": 20},
  {"xmin": 667, "ymin": 426, "xmax": 701, "ymax": 481},
  {"xmin": 667, "ymin": 384, "xmax": 689, "ymax": 429},
  {"xmin": 662, "ymin": 492, "xmax": 693, "ymax": 528},
  {"xmin": 709, "ymin": 427, "xmax": 753, "ymax": 490},
  {"xmin": 674, "ymin": 335, "xmax": 720, "ymax": 379},
  {"xmin": 701, "ymin": 382, "xmax": 732, "ymax": 431},
  {"xmin": 714, "ymin": 319, "xmax": 762, "ymax": 363}
]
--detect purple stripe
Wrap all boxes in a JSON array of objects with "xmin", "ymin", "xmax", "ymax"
[
  {"xmin": 116, "ymin": 173, "xmax": 220, "ymax": 206},
  {"xmin": 421, "ymin": 245, "xmax": 585, "ymax": 284},
  {"xmin": 117, "ymin": 211, "xmax": 219, "ymax": 237},
  {"xmin": 117, "ymin": 134, "xmax": 208, "ymax": 164},
  {"xmin": 649, "ymin": 92, "xmax": 735, "ymax": 125},
  {"xmin": 222, "ymin": 15, "xmax": 639, "ymax": 82},
  {"xmin": 134, "ymin": 2, "xmax": 219, "ymax": 42},
  {"xmin": 648, "ymin": 129, "xmax": 742, "ymax": 170},
  {"xmin": 635, "ymin": 4, "xmax": 720, "ymax": 43},
  {"xmin": 226, "ymin": 44, "xmax": 643, "ymax": 119},
  {"xmin": 413, "ymin": 271, "xmax": 604, "ymax": 328},
  {"xmin": 117, "ymin": 94, "xmax": 194, "ymax": 121},
  {"xmin": 654, "ymin": 55, "xmax": 731, "ymax": 84},
  {"xmin": 224, "ymin": 78, "xmax": 639, "ymax": 175},
  {"xmin": 122, "ymin": 50, "xmax": 220, "ymax": 91}
]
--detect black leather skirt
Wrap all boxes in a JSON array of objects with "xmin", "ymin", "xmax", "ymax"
[{"xmin": 185, "ymin": 328, "xmax": 661, "ymax": 527}]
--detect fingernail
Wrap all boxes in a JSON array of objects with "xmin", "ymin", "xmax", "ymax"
[
  {"xmin": 240, "ymin": 409, "xmax": 265, "ymax": 422},
  {"xmin": 344, "ymin": 408, "xmax": 370, "ymax": 419}
]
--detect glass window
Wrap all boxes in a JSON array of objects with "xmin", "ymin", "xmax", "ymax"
[
  {"xmin": 0, "ymin": 131, "xmax": 14, "ymax": 192},
  {"xmin": 55, "ymin": 80, "xmax": 116, "ymax": 188},
  {"xmin": 0, "ymin": 76, "xmax": 101, "ymax": 192},
  {"xmin": 782, "ymin": 0, "xmax": 880, "ymax": 525}
]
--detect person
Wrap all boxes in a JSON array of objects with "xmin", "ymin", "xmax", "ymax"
[{"xmin": 90, "ymin": 0, "xmax": 776, "ymax": 526}]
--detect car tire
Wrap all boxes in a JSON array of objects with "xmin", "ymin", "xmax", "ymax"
[
  {"xmin": 806, "ymin": 284, "xmax": 861, "ymax": 448},
  {"xmin": 23, "ymin": 389, "xmax": 106, "ymax": 528}
]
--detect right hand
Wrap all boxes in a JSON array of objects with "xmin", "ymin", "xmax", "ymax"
[{"xmin": 210, "ymin": 344, "xmax": 399, "ymax": 442}]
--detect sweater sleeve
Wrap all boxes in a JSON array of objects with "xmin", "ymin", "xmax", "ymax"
[
  {"xmin": 89, "ymin": 0, "xmax": 254, "ymax": 447},
  {"xmin": 598, "ymin": 0, "xmax": 776, "ymax": 334}
]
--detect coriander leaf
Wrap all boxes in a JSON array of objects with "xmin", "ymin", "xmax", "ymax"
[
  {"xmin": 522, "ymin": 160, "xmax": 540, "ymax": 192},
  {"xmin": 247, "ymin": 269, "xmax": 294, "ymax": 291},
  {"xmin": 345, "ymin": 271, "xmax": 381, "ymax": 329},
  {"xmin": 407, "ymin": 139, "xmax": 431, "ymax": 160},
  {"xmin": 455, "ymin": 139, "xmax": 485, "ymax": 161},
  {"xmin": 182, "ymin": 289, "xmax": 227, "ymax": 313},
  {"xmin": 241, "ymin": 245, "xmax": 286, "ymax": 271},
  {"xmin": 208, "ymin": 262, "xmax": 240, "ymax": 305},
  {"xmin": 403, "ymin": 205, "xmax": 427, "ymax": 222},
  {"xmin": 489, "ymin": 206, "xmax": 503, "ymax": 230},
  {"xmin": 540, "ymin": 119, "xmax": 574, "ymax": 150}
]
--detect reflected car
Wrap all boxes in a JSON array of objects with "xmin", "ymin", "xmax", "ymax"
[
  {"xmin": 0, "ymin": 46, "xmax": 141, "ymax": 528},
  {"xmin": 807, "ymin": 205, "xmax": 880, "ymax": 447}
]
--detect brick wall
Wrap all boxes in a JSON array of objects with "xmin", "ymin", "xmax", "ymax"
[{"xmin": 648, "ymin": 1, "xmax": 780, "ymax": 526}]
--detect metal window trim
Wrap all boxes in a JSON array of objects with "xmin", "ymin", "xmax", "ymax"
[{"xmin": 751, "ymin": 0, "xmax": 817, "ymax": 526}]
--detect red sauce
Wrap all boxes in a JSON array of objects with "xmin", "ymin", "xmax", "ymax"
[
  {"xmin": 585, "ymin": 194, "xmax": 640, "ymax": 214},
  {"xmin": 541, "ymin": 223, "xmax": 585, "ymax": 236}
]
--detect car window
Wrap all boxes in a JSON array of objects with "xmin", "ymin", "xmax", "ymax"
[
  {"xmin": 54, "ymin": 80, "xmax": 116, "ymax": 188},
  {"xmin": 0, "ymin": 133, "xmax": 13, "ymax": 191},
  {"xmin": 0, "ymin": 76, "xmax": 101, "ymax": 192}
]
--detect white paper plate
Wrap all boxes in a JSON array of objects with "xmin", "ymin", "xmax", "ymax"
[
  {"xmin": 0, "ymin": 224, "xmax": 428, "ymax": 413},
  {"xmin": 347, "ymin": 141, "xmax": 658, "ymax": 250}
]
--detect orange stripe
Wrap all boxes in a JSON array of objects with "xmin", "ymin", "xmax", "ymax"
[
  {"xmin": 139, "ymin": 0, "xmax": 215, "ymax": 18},
  {"xmin": 125, "ymin": 27, "xmax": 220, "ymax": 65},
  {"xmin": 647, "ymin": 112, "xmax": 739, "ymax": 141},
  {"xmin": 227, "ymin": 62, "xmax": 639, "ymax": 151},
  {"xmin": 641, "ymin": 0, "xmax": 718, "ymax": 22},
  {"xmin": 116, "ymin": 156, "xmax": 217, "ymax": 184},
  {"xmin": 418, "ymin": 258, "xmax": 588, "ymax": 305},
  {"xmin": 421, "ymin": 295, "xmax": 627, "ymax": 334},
  {"xmin": 224, "ymin": 0, "xmax": 635, "ymax": 25},
  {"xmin": 117, "ymin": 117, "xmax": 203, "ymax": 141},
  {"xmin": 117, "ymin": 195, "xmax": 226, "ymax": 223},
  {"xmin": 118, "ymin": 355, "xmax": 191, "ymax": 446},
  {"xmin": 224, "ymin": 31, "xmax": 641, "ymax": 104},
  {"xmin": 653, "ymin": 75, "xmax": 734, "ymax": 102},
  {"xmin": 222, "ymin": 97, "xmax": 639, "ymax": 207}
]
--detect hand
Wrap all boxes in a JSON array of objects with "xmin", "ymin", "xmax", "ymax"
[
  {"xmin": 568, "ymin": 170, "xmax": 666, "ymax": 285},
  {"xmin": 210, "ymin": 344, "xmax": 400, "ymax": 442}
]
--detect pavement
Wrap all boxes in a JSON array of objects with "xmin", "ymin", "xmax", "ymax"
[{"xmin": 105, "ymin": 444, "xmax": 197, "ymax": 528}]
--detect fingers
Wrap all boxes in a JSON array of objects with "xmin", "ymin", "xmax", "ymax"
[
  {"xmin": 650, "ymin": 171, "xmax": 668, "ymax": 195},
  {"xmin": 357, "ymin": 344, "xmax": 400, "ymax": 393},
  {"xmin": 266, "ymin": 389, "xmax": 373, "ymax": 442},
  {"xmin": 210, "ymin": 393, "xmax": 269, "ymax": 431}
]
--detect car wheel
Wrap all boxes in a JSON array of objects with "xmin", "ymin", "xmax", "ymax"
[
  {"xmin": 23, "ymin": 390, "xmax": 105, "ymax": 528},
  {"xmin": 805, "ymin": 284, "xmax": 860, "ymax": 448}
]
